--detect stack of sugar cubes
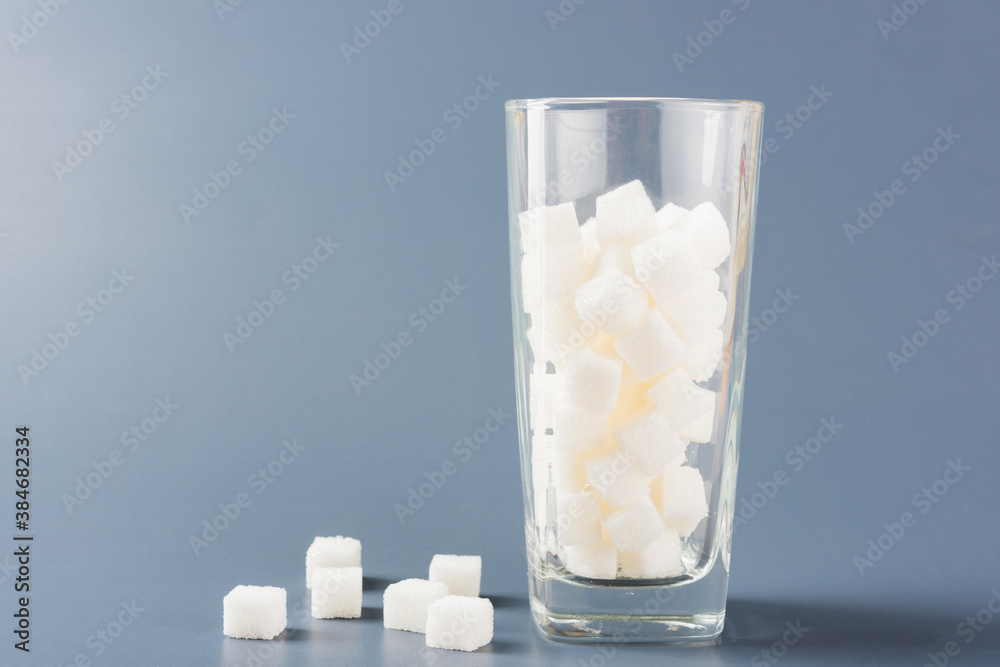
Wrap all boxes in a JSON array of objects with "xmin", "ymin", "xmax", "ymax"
[
  {"xmin": 520, "ymin": 180, "xmax": 728, "ymax": 579},
  {"xmin": 223, "ymin": 538, "xmax": 493, "ymax": 653}
]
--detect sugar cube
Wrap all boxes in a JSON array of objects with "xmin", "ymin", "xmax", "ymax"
[
  {"xmin": 518, "ymin": 202, "xmax": 581, "ymax": 255},
  {"xmin": 680, "ymin": 409, "xmax": 715, "ymax": 444},
  {"xmin": 429, "ymin": 555, "xmax": 482, "ymax": 598},
  {"xmin": 661, "ymin": 282, "xmax": 727, "ymax": 346},
  {"xmin": 661, "ymin": 465, "xmax": 709, "ymax": 537},
  {"xmin": 595, "ymin": 180, "xmax": 658, "ymax": 246},
  {"xmin": 311, "ymin": 566, "xmax": 362, "ymax": 619},
  {"xmin": 526, "ymin": 299, "xmax": 580, "ymax": 365},
  {"xmin": 683, "ymin": 327, "xmax": 724, "ymax": 382},
  {"xmin": 607, "ymin": 380, "xmax": 652, "ymax": 429},
  {"xmin": 383, "ymin": 579, "xmax": 450, "ymax": 634},
  {"xmin": 684, "ymin": 202, "xmax": 731, "ymax": 270},
  {"xmin": 580, "ymin": 216, "xmax": 601, "ymax": 264},
  {"xmin": 426, "ymin": 596, "xmax": 494, "ymax": 652},
  {"xmin": 613, "ymin": 309, "xmax": 687, "ymax": 381},
  {"xmin": 631, "ymin": 230, "xmax": 704, "ymax": 307},
  {"xmin": 529, "ymin": 372, "xmax": 561, "ymax": 433},
  {"xmin": 655, "ymin": 203, "xmax": 690, "ymax": 232},
  {"xmin": 560, "ymin": 347, "xmax": 624, "ymax": 414},
  {"xmin": 595, "ymin": 242, "xmax": 636, "ymax": 277},
  {"xmin": 645, "ymin": 369, "xmax": 716, "ymax": 440},
  {"xmin": 306, "ymin": 536, "xmax": 361, "ymax": 588},
  {"xmin": 521, "ymin": 246, "xmax": 584, "ymax": 308},
  {"xmin": 611, "ymin": 407, "xmax": 687, "ymax": 477},
  {"xmin": 619, "ymin": 531, "xmax": 683, "ymax": 579},
  {"xmin": 575, "ymin": 267, "xmax": 649, "ymax": 335},
  {"xmin": 551, "ymin": 450, "xmax": 588, "ymax": 495},
  {"xmin": 585, "ymin": 451, "xmax": 650, "ymax": 507},
  {"xmin": 552, "ymin": 401, "xmax": 608, "ymax": 451},
  {"xmin": 555, "ymin": 491, "xmax": 603, "ymax": 546},
  {"xmin": 561, "ymin": 542, "xmax": 618, "ymax": 579},
  {"xmin": 223, "ymin": 585, "xmax": 287, "ymax": 640},
  {"xmin": 603, "ymin": 497, "xmax": 667, "ymax": 553}
]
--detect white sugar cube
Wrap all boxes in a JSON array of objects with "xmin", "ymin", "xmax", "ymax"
[
  {"xmin": 555, "ymin": 491, "xmax": 603, "ymax": 546},
  {"xmin": 631, "ymin": 230, "xmax": 704, "ymax": 307},
  {"xmin": 521, "ymin": 246, "xmax": 584, "ymax": 308},
  {"xmin": 552, "ymin": 401, "xmax": 608, "ymax": 451},
  {"xmin": 603, "ymin": 497, "xmax": 667, "ymax": 553},
  {"xmin": 429, "ymin": 555, "xmax": 482, "ymax": 598},
  {"xmin": 306, "ymin": 536, "xmax": 361, "ymax": 588},
  {"xmin": 595, "ymin": 180, "xmax": 658, "ymax": 246},
  {"xmin": 683, "ymin": 327, "xmax": 724, "ymax": 382},
  {"xmin": 661, "ymin": 465, "xmax": 709, "ymax": 537},
  {"xmin": 426, "ymin": 596, "xmax": 494, "ymax": 652},
  {"xmin": 645, "ymin": 369, "xmax": 717, "ymax": 441},
  {"xmin": 562, "ymin": 542, "xmax": 618, "ymax": 579},
  {"xmin": 575, "ymin": 267, "xmax": 649, "ymax": 335},
  {"xmin": 223, "ymin": 585, "xmax": 286, "ymax": 640},
  {"xmin": 613, "ymin": 309, "xmax": 687, "ymax": 381},
  {"xmin": 595, "ymin": 242, "xmax": 636, "ymax": 277},
  {"xmin": 611, "ymin": 407, "xmax": 687, "ymax": 477},
  {"xmin": 560, "ymin": 347, "xmax": 624, "ymax": 414},
  {"xmin": 526, "ymin": 299, "xmax": 580, "ymax": 365},
  {"xmin": 619, "ymin": 531, "xmax": 683, "ymax": 579},
  {"xmin": 383, "ymin": 579, "xmax": 450, "ymax": 634},
  {"xmin": 551, "ymin": 451, "xmax": 588, "ymax": 494},
  {"xmin": 680, "ymin": 410, "xmax": 715, "ymax": 443},
  {"xmin": 311, "ymin": 566, "xmax": 362, "ymax": 619},
  {"xmin": 684, "ymin": 202, "xmax": 731, "ymax": 270},
  {"xmin": 585, "ymin": 451, "xmax": 650, "ymax": 507},
  {"xmin": 580, "ymin": 216, "xmax": 601, "ymax": 264},
  {"xmin": 655, "ymin": 203, "xmax": 690, "ymax": 232},
  {"xmin": 661, "ymin": 282, "xmax": 727, "ymax": 346},
  {"xmin": 518, "ymin": 203, "xmax": 581, "ymax": 255},
  {"xmin": 607, "ymin": 380, "xmax": 652, "ymax": 430}
]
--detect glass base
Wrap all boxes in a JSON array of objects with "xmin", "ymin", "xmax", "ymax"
[{"xmin": 528, "ymin": 550, "xmax": 729, "ymax": 644}]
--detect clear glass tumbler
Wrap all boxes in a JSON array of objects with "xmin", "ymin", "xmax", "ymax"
[{"xmin": 505, "ymin": 98, "xmax": 764, "ymax": 643}]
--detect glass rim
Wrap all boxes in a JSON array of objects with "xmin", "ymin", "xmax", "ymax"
[{"xmin": 505, "ymin": 97, "xmax": 763, "ymax": 112}]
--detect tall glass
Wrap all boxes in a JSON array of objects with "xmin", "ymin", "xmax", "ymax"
[{"xmin": 506, "ymin": 98, "xmax": 763, "ymax": 643}]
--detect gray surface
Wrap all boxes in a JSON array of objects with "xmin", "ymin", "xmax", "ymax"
[{"xmin": 1, "ymin": 1, "xmax": 999, "ymax": 665}]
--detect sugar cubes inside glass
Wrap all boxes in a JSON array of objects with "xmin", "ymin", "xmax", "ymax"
[
  {"xmin": 223, "ymin": 585, "xmax": 287, "ymax": 640},
  {"xmin": 383, "ymin": 579, "xmax": 449, "ymax": 634},
  {"xmin": 311, "ymin": 566, "xmax": 362, "ymax": 619},
  {"xmin": 305, "ymin": 536, "xmax": 361, "ymax": 588},
  {"xmin": 428, "ymin": 554, "xmax": 482, "ymax": 597},
  {"xmin": 518, "ymin": 179, "xmax": 732, "ymax": 579},
  {"xmin": 425, "ymin": 596, "xmax": 494, "ymax": 652}
]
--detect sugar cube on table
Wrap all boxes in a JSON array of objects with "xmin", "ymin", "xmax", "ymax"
[
  {"xmin": 611, "ymin": 407, "xmax": 688, "ymax": 477},
  {"xmin": 223, "ymin": 585, "xmax": 287, "ymax": 640},
  {"xmin": 383, "ymin": 579, "xmax": 450, "ymax": 634},
  {"xmin": 555, "ymin": 490, "xmax": 603, "ymax": 546},
  {"xmin": 561, "ymin": 542, "xmax": 618, "ymax": 579},
  {"xmin": 595, "ymin": 180, "xmax": 658, "ymax": 246},
  {"xmin": 619, "ymin": 530, "xmax": 684, "ymax": 579},
  {"xmin": 603, "ymin": 497, "xmax": 667, "ymax": 553},
  {"xmin": 429, "ymin": 555, "xmax": 482, "ymax": 598},
  {"xmin": 574, "ymin": 267, "xmax": 649, "ymax": 335},
  {"xmin": 584, "ymin": 451, "xmax": 650, "ymax": 507},
  {"xmin": 560, "ymin": 347, "xmax": 624, "ymax": 414},
  {"xmin": 518, "ymin": 202, "xmax": 581, "ymax": 255},
  {"xmin": 683, "ymin": 202, "xmax": 731, "ymax": 270},
  {"xmin": 645, "ymin": 368, "xmax": 717, "ymax": 441},
  {"xmin": 311, "ymin": 566, "xmax": 362, "ymax": 619},
  {"xmin": 306, "ymin": 536, "xmax": 361, "ymax": 588},
  {"xmin": 631, "ymin": 230, "xmax": 704, "ymax": 307},
  {"xmin": 552, "ymin": 400, "xmax": 608, "ymax": 451},
  {"xmin": 613, "ymin": 309, "xmax": 687, "ymax": 381},
  {"xmin": 660, "ymin": 465, "xmax": 709, "ymax": 537},
  {"xmin": 661, "ymin": 281, "xmax": 727, "ymax": 346},
  {"xmin": 426, "ymin": 596, "xmax": 494, "ymax": 652},
  {"xmin": 682, "ymin": 327, "xmax": 724, "ymax": 383}
]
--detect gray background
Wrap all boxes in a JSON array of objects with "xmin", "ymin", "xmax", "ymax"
[{"xmin": 1, "ymin": 1, "xmax": 998, "ymax": 665}]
